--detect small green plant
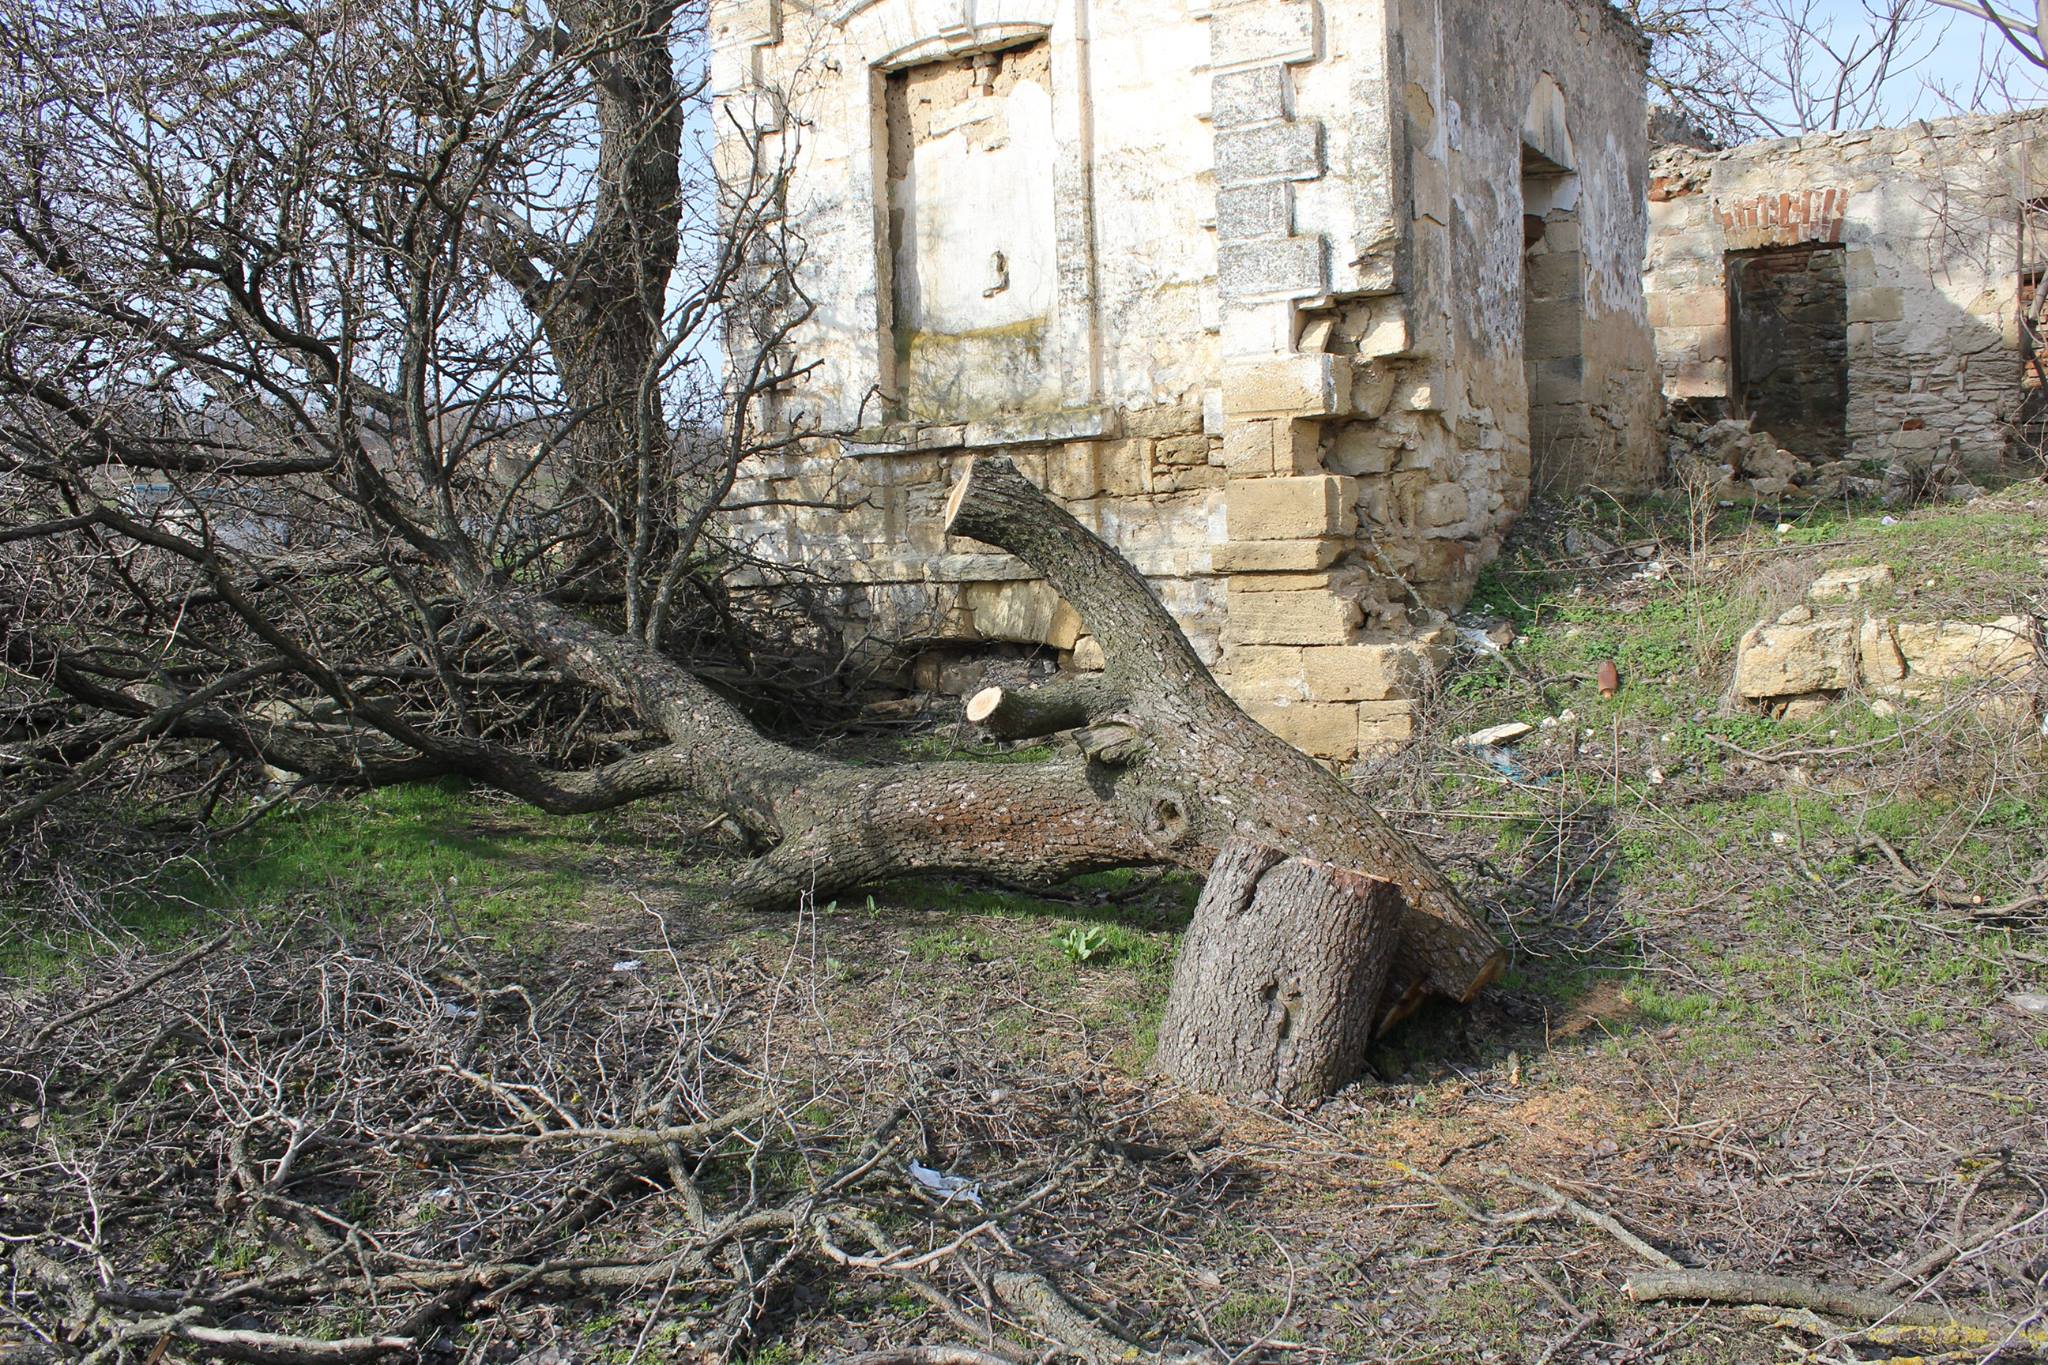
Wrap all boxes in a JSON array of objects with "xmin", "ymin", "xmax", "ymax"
[{"xmin": 1058, "ymin": 924, "xmax": 1110, "ymax": 962}]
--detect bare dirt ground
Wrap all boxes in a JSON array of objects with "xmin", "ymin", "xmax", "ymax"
[{"xmin": 3, "ymin": 487, "xmax": 2045, "ymax": 1365}]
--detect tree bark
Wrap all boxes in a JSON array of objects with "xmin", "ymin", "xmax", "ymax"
[
  {"xmin": 1155, "ymin": 839, "xmax": 1400, "ymax": 1103},
  {"xmin": 941, "ymin": 456, "xmax": 1504, "ymax": 1006},
  {"xmin": 432, "ymin": 454, "xmax": 1501, "ymax": 1100}
]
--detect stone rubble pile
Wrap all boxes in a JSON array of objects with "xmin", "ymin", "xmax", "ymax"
[
  {"xmin": 1667, "ymin": 417, "xmax": 1987, "ymax": 506},
  {"xmin": 1732, "ymin": 562, "xmax": 2041, "ymax": 720}
]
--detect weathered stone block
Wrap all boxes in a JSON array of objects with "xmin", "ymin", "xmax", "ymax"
[
  {"xmin": 1420, "ymin": 483, "xmax": 1468, "ymax": 529},
  {"xmin": 1860, "ymin": 616, "xmax": 1905, "ymax": 684},
  {"xmin": 710, "ymin": 0, "xmax": 779, "ymax": 47},
  {"xmin": 1155, "ymin": 462, "xmax": 1226, "ymax": 491},
  {"xmin": 1525, "ymin": 298, "xmax": 1585, "ymax": 357},
  {"xmin": 1220, "ymin": 301, "xmax": 1295, "ymax": 358},
  {"xmin": 1353, "ymin": 307, "xmax": 1410, "ymax": 359},
  {"xmin": 1326, "ymin": 423, "xmax": 1395, "ymax": 477},
  {"xmin": 1044, "ymin": 444, "xmax": 1103, "ymax": 501},
  {"xmin": 963, "ymin": 580, "xmax": 1084, "ymax": 650},
  {"xmin": 1848, "ymin": 287, "xmax": 1904, "ymax": 324},
  {"xmin": 1211, "ymin": 64, "xmax": 1289, "ymax": 128},
  {"xmin": 1216, "ymin": 643, "xmax": 1306, "ymax": 700},
  {"xmin": 1229, "ymin": 569, "xmax": 1338, "ymax": 592},
  {"xmin": 1123, "ymin": 405, "xmax": 1204, "ymax": 439},
  {"xmin": 1226, "ymin": 475, "xmax": 1359, "ymax": 540},
  {"xmin": 1301, "ymin": 641, "xmax": 1433, "ymax": 701},
  {"xmin": 1809, "ymin": 564, "xmax": 1892, "ymax": 602},
  {"xmin": 1357, "ymin": 698, "xmax": 1416, "ymax": 753},
  {"xmin": 1733, "ymin": 615, "xmax": 1857, "ymax": 698},
  {"xmin": 1210, "ymin": 0, "xmax": 1319, "ymax": 70},
  {"xmin": 1210, "ymin": 538, "xmax": 1344, "ymax": 572},
  {"xmin": 1891, "ymin": 616, "xmax": 2035, "ymax": 689},
  {"xmin": 1220, "ymin": 418, "xmax": 1321, "ymax": 476},
  {"xmin": 1214, "ymin": 121, "xmax": 1323, "ymax": 185},
  {"xmin": 1226, "ymin": 589, "xmax": 1362, "ymax": 645},
  {"xmin": 1222, "ymin": 354, "xmax": 1340, "ymax": 416},
  {"xmin": 1219, "ymin": 237, "xmax": 1327, "ymax": 300},
  {"xmin": 1044, "ymin": 441, "xmax": 1146, "ymax": 500},
  {"xmin": 1216, "ymin": 183, "xmax": 1292, "ymax": 242},
  {"xmin": 1526, "ymin": 251, "xmax": 1583, "ymax": 300},
  {"xmin": 1242, "ymin": 701, "xmax": 1358, "ymax": 761},
  {"xmin": 1350, "ymin": 363, "xmax": 1400, "ymax": 420}
]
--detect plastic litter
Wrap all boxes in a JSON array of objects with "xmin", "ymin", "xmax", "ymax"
[
  {"xmin": 908, "ymin": 1159, "xmax": 983, "ymax": 1209},
  {"xmin": 612, "ymin": 960, "xmax": 643, "ymax": 973},
  {"xmin": 1457, "ymin": 625, "xmax": 1503, "ymax": 656}
]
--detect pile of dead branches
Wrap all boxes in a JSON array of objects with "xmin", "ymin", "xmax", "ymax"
[{"xmin": 0, "ymin": 916, "xmax": 1249, "ymax": 1365}]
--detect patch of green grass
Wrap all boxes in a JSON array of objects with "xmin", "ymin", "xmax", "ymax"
[
  {"xmin": 1211, "ymin": 1289, "xmax": 1287, "ymax": 1334},
  {"xmin": 5, "ymin": 781, "xmax": 621, "ymax": 977},
  {"xmin": 1424, "ymin": 1278, "xmax": 1540, "ymax": 1353},
  {"xmin": 907, "ymin": 925, "xmax": 1002, "ymax": 963}
]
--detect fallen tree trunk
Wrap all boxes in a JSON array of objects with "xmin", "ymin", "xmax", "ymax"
[
  {"xmin": 941, "ymin": 457, "xmax": 1503, "ymax": 1008},
  {"xmin": 435, "ymin": 453, "xmax": 1502, "ymax": 1100}
]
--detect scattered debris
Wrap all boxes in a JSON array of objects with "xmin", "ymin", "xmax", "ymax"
[
  {"xmin": 1456, "ymin": 721, "xmax": 1534, "ymax": 748},
  {"xmin": 1666, "ymin": 417, "xmax": 1877, "ymax": 504},
  {"xmin": 908, "ymin": 1158, "xmax": 984, "ymax": 1209},
  {"xmin": 1563, "ymin": 527, "xmax": 1617, "ymax": 558}
]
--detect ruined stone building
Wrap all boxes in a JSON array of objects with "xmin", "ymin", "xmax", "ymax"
[
  {"xmin": 711, "ymin": 0, "xmax": 1661, "ymax": 759},
  {"xmin": 1643, "ymin": 108, "xmax": 2048, "ymax": 479}
]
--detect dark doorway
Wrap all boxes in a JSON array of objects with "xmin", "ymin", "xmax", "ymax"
[{"xmin": 1726, "ymin": 245, "xmax": 1848, "ymax": 458}]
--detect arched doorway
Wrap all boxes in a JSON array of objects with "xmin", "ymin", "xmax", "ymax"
[{"xmin": 1520, "ymin": 75, "xmax": 1586, "ymax": 492}]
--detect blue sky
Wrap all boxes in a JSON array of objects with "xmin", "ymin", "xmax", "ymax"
[{"xmin": 1777, "ymin": 0, "xmax": 2048, "ymax": 127}]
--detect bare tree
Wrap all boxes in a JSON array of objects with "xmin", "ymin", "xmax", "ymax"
[
  {"xmin": 0, "ymin": 0, "xmax": 1500, "ymax": 1101},
  {"xmin": 1933, "ymin": 0, "xmax": 2048, "ymax": 65},
  {"xmin": 1727, "ymin": 0, "xmax": 1947, "ymax": 135}
]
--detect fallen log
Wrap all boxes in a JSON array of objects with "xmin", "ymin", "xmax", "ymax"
[
  {"xmin": 943, "ymin": 456, "xmax": 1504, "ymax": 1012},
  {"xmin": 1623, "ymin": 1269, "xmax": 2007, "ymax": 1333},
  {"xmin": 443, "ymin": 453, "xmax": 1501, "ymax": 1101}
]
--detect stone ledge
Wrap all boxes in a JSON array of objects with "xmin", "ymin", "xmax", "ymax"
[{"xmin": 842, "ymin": 407, "xmax": 1121, "ymax": 455}]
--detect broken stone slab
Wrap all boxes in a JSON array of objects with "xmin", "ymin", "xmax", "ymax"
[
  {"xmin": 1735, "ymin": 605, "xmax": 2040, "ymax": 713},
  {"xmin": 1454, "ymin": 721, "xmax": 1534, "ymax": 748},
  {"xmin": 1243, "ymin": 700, "xmax": 1359, "ymax": 762},
  {"xmin": 1732, "ymin": 614, "xmax": 1858, "ymax": 699},
  {"xmin": 1808, "ymin": 564, "xmax": 1893, "ymax": 602},
  {"xmin": 962, "ymin": 580, "xmax": 1083, "ymax": 650},
  {"xmin": 1777, "ymin": 693, "xmax": 1833, "ymax": 721},
  {"xmin": 1887, "ymin": 616, "xmax": 2036, "ymax": 696}
]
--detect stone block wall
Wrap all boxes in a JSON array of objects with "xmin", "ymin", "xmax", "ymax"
[
  {"xmin": 1644, "ymin": 109, "xmax": 2048, "ymax": 474},
  {"xmin": 710, "ymin": 0, "xmax": 1657, "ymax": 762}
]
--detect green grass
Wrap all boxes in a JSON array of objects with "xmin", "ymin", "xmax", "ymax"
[
  {"xmin": 4, "ymin": 781, "xmax": 627, "ymax": 976},
  {"xmin": 1420, "ymin": 490, "xmax": 2047, "ymax": 1078}
]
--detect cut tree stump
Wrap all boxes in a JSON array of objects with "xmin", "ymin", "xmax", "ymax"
[{"xmin": 1155, "ymin": 838, "xmax": 1401, "ymax": 1103}]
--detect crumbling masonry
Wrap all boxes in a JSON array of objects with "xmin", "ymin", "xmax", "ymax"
[
  {"xmin": 712, "ymin": 0, "xmax": 1661, "ymax": 759},
  {"xmin": 1644, "ymin": 108, "xmax": 2048, "ymax": 482}
]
